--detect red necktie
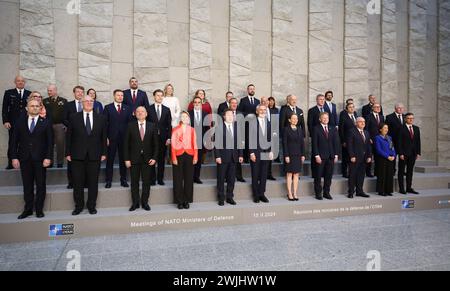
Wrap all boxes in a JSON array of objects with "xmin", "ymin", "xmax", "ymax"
[
  {"xmin": 140, "ymin": 123, "xmax": 145, "ymax": 141},
  {"xmin": 376, "ymin": 114, "xmax": 380, "ymax": 125},
  {"xmin": 360, "ymin": 130, "xmax": 366, "ymax": 142},
  {"xmin": 324, "ymin": 126, "xmax": 329, "ymax": 139},
  {"xmin": 117, "ymin": 104, "xmax": 121, "ymax": 114},
  {"xmin": 409, "ymin": 126, "xmax": 414, "ymax": 139},
  {"xmin": 132, "ymin": 91, "xmax": 137, "ymax": 104}
]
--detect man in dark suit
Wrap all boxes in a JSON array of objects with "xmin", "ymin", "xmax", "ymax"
[
  {"xmin": 385, "ymin": 103, "xmax": 405, "ymax": 174},
  {"xmin": 324, "ymin": 91, "xmax": 339, "ymax": 127},
  {"xmin": 339, "ymin": 102, "xmax": 358, "ymax": 178},
  {"xmin": 364, "ymin": 103, "xmax": 384, "ymax": 177},
  {"xmin": 103, "ymin": 90, "xmax": 133, "ymax": 189},
  {"xmin": 146, "ymin": 89, "xmax": 172, "ymax": 186},
  {"xmin": 124, "ymin": 106, "xmax": 159, "ymax": 211},
  {"xmin": 2, "ymin": 76, "xmax": 31, "ymax": 169},
  {"xmin": 238, "ymin": 84, "xmax": 260, "ymax": 164},
  {"xmin": 229, "ymin": 98, "xmax": 246, "ymax": 182},
  {"xmin": 397, "ymin": 113, "xmax": 421, "ymax": 195},
  {"xmin": 66, "ymin": 95, "xmax": 107, "ymax": 216},
  {"xmin": 311, "ymin": 112, "xmax": 340, "ymax": 200},
  {"xmin": 249, "ymin": 105, "xmax": 274, "ymax": 204},
  {"xmin": 217, "ymin": 91, "xmax": 234, "ymax": 117},
  {"xmin": 261, "ymin": 96, "xmax": 279, "ymax": 181},
  {"xmin": 189, "ymin": 96, "xmax": 211, "ymax": 184},
  {"xmin": 308, "ymin": 94, "xmax": 327, "ymax": 177},
  {"xmin": 123, "ymin": 77, "xmax": 149, "ymax": 114},
  {"xmin": 362, "ymin": 94, "xmax": 384, "ymax": 118},
  {"xmin": 11, "ymin": 97, "xmax": 53, "ymax": 219},
  {"xmin": 347, "ymin": 117, "xmax": 372, "ymax": 199},
  {"xmin": 63, "ymin": 86, "xmax": 85, "ymax": 189},
  {"xmin": 215, "ymin": 109, "xmax": 244, "ymax": 206}
]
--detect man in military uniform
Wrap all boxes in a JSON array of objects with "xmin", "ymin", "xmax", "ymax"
[
  {"xmin": 2, "ymin": 76, "xmax": 31, "ymax": 169},
  {"xmin": 43, "ymin": 85, "xmax": 68, "ymax": 168}
]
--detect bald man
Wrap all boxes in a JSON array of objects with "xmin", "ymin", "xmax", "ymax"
[{"xmin": 2, "ymin": 76, "xmax": 31, "ymax": 169}]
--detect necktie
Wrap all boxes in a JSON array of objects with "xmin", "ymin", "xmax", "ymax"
[
  {"xmin": 19, "ymin": 90, "xmax": 22, "ymax": 99},
  {"xmin": 132, "ymin": 91, "xmax": 137, "ymax": 104},
  {"xmin": 409, "ymin": 126, "xmax": 414, "ymax": 139},
  {"xmin": 260, "ymin": 120, "xmax": 265, "ymax": 136},
  {"xmin": 328, "ymin": 103, "xmax": 332, "ymax": 114},
  {"xmin": 398, "ymin": 114, "xmax": 403, "ymax": 124},
  {"xmin": 196, "ymin": 111, "xmax": 200, "ymax": 125},
  {"xmin": 292, "ymin": 107, "xmax": 296, "ymax": 114},
  {"xmin": 360, "ymin": 130, "xmax": 366, "ymax": 142},
  {"xmin": 227, "ymin": 124, "xmax": 233, "ymax": 137},
  {"xmin": 376, "ymin": 114, "xmax": 380, "ymax": 124},
  {"xmin": 157, "ymin": 105, "xmax": 161, "ymax": 120},
  {"xmin": 117, "ymin": 104, "xmax": 121, "ymax": 114},
  {"xmin": 351, "ymin": 115, "xmax": 356, "ymax": 123},
  {"xmin": 30, "ymin": 118, "xmax": 36, "ymax": 133},
  {"xmin": 320, "ymin": 107, "xmax": 324, "ymax": 113},
  {"xmin": 86, "ymin": 113, "xmax": 92, "ymax": 135},
  {"xmin": 324, "ymin": 126, "xmax": 329, "ymax": 139},
  {"xmin": 140, "ymin": 123, "xmax": 145, "ymax": 141},
  {"xmin": 77, "ymin": 101, "xmax": 82, "ymax": 112},
  {"xmin": 267, "ymin": 109, "xmax": 271, "ymax": 122}
]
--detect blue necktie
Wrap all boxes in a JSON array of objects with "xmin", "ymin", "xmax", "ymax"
[
  {"xmin": 86, "ymin": 113, "xmax": 92, "ymax": 135},
  {"xmin": 77, "ymin": 101, "xmax": 82, "ymax": 112},
  {"xmin": 30, "ymin": 118, "xmax": 36, "ymax": 133}
]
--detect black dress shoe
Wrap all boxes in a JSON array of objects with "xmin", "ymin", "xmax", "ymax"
[
  {"xmin": 194, "ymin": 179, "xmax": 203, "ymax": 184},
  {"xmin": 121, "ymin": 181, "xmax": 129, "ymax": 188},
  {"xmin": 183, "ymin": 202, "xmax": 190, "ymax": 209},
  {"xmin": 158, "ymin": 181, "xmax": 165, "ymax": 186},
  {"xmin": 316, "ymin": 196, "xmax": 323, "ymax": 201},
  {"xmin": 129, "ymin": 205, "xmax": 139, "ymax": 212},
  {"xmin": 323, "ymin": 194, "xmax": 333, "ymax": 200},
  {"xmin": 36, "ymin": 212, "xmax": 45, "ymax": 218},
  {"xmin": 5, "ymin": 164, "xmax": 13, "ymax": 170},
  {"xmin": 348, "ymin": 194, "xmax": 354, "ymax": 199},
  {"xmin": 356, "ymin": 193, "xmax": 370, "ymax": 198},
  {"xmin": 237, "ymin": 178, "xmax": 246, "ymax": 183},
  {"xmin": 218, "ymin": 200, "xmax": 225, "ymax": 206},
  {"xmin": 253, "ymin": 197, "xmax": 260, "ymax": 203},
  {"xmin": 342, "ymin": 174, "xmax": 349, "ymax": 179},
  {"xmin": 387, "ymin": 193, "xmax": 393, "ymax": 196},
  {"xmin": 366, "ymin": 174, "xmax": 374, "ymax": 178},
  {"xmin": 267, "ymin": 176, "xmax": 277, "ymax": 181},
  {"xmin": 407, "ymin": 189, "xmax": 419, "ymax": 195},
  {"xmin": 226, "ymin": 198, "xmax": 237, "ymax": 205},
  {"xmin": 142, "ymin": 204, "xmax": 151, "ymax": 211},
  {"xmin": 150, "ymin": 182, "xmax": 156, "ymax": 186},
  {"xmin": 399, "ymin": 190, "xmax": 407, "ymax": 195},
  {"xmin": 260, "ymin": 196, "xmax": 269, "ymax": 203},
  {"xmin": 105, "ymin": 182, "xmax": 112, "ymax": 189},
  {"xmin": 18, "ymin": 211, "xmax": 33, "ymax": 220},
  {"xmin": 378, "ymin": 193, "xmax": 387, "ymax": 196},
  {"xmin": 287, "ymin": 195, "xmax": 295, "ymax": 201},
  {"xmin": 177, "ymin": 204, "xmax": 184, "ymax": 209},
  {"xmin": 67, "ymin": 184, "xmax": 73, "ymax": 189},
  {"xmin": 88, "ymin": 209, "xmax": 97, "ymax": 215},
  {"xmin": 72, "ymin": 209, "xmax": 82, "ymax": 216}
]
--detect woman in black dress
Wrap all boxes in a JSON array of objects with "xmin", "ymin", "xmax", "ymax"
[{"xmin": 283, "ymin": 113, "xmax": 305, "ymax": 201}]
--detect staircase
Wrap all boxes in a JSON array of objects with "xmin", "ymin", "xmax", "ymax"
[{"xmin": 0, "ymin": 160, "xmax": 449, "ymax": 243}]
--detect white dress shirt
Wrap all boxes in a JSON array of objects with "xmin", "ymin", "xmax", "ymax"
[{"xmin": 83, "ymin": 111, "xmax": 93, "ymax": 129}]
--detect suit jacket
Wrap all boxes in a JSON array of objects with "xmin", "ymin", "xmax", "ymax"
[
  {"xmin": 123, "ymin": 121, "xmax": 159, "ymax": 164},
  {"xmin": 63, "ymin": 100, "xmax": 81, "ymax": 128},
  {"xmin": 339, "ymin": 110, "xmax": 358, "ymax": 145},
  {"xmin": 123, "ymin": 89, "xmax": 149, "ymax": 113},
  {"xmin": 282, "ymin": 126, "xmax": 305, "ymax": 157},
  {"xmin": 307, "ymin": 106, "xmax": 324, "ymax": 137},
  {"xmin": 362, "ymin": 103, "xmax": 384, "ymax": 118},
  {"xmin": 189, "ymin": 109, "xmax": 211, "ymax": 150},
  {"xmin": 238, "ymin": 96, "xmax": 260, "ymax": 116},
  {"xmin": 103, "ymin": 103, "xmax": 133, "ymax": 142},
  {"xmin": 65, "ymin": 112, "xmax": 107, "ymax": 161},
  {"xmin": 2, "ymin": 88, "xmax": 31, "ymax": 124},
  {"xmin": 217, "ymin": 102, "xmax": 229, "ymax": 117},
  {"xmin": 312, "ymin": 124, "xmax": 340, "ymax": 160},
  {"xmin": 385, "ymin": 113, "xmax": 405, "ymax": 146},
  {"xmin": 10, "ymin": 115, "xmax": 53, "ymax": 162},
  {"xmin": 347, "ymin": 128, "xmax": 372, "ymax": 162},
  {"xmin": 365, "ymin": 112, "xmax": 385, "ymax": 140},
  {"xmin": 279, "ymin": 105, "xmax": 305, "ymax": 137},
  {"xmin": 171, "ymin": 125, "xmax": 198, "ymax": 161},
  {"xmin": 146, "ymin": 103, "xmax": 172, "ymax": 143},
  {"xmin": 249, "ymin": 118, "xmax": 272, "ymax": 160},
  {"xmin": 324, "ymin": 102, "xmax": 339, "ymax": 127},
  {"xmin": 214, "ymin": 122, "xmax": 243, "ymax": 163},
  {"xmin": 397, "ymin": 124, "xmax": 421, "ymax": 157}
]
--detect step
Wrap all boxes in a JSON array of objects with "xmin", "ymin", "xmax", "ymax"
[
  {"xmin": 0, "ymin": 162, "xmax": 342, "ymax": 187},
  {"xmin": 1, "ymin": 172, "xmax": 449, "ymax": 214},
  {"xmin": 1, "ymin": 188, "xmax": 449, "ymax": 244},
  {"xmin": 415, "ymin": 166, "xmax": 448, "ymax": 174}
]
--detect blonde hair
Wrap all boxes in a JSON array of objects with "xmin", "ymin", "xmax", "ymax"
[{"xmin": 164, "ymin": 83, "xmax": 174, "ymax": 97}]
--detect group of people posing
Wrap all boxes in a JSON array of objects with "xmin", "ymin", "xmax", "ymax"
[{"xmin": 2, "ymin": 76, "xmax": 421, "ymax": 220}]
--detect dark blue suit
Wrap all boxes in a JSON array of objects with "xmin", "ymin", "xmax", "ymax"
[
  {"xmin": 238, "ymin": 96, "xmax": 260, "ymax": 163},
  {"xmin": 123, "ymin": 89, "xmax": 149, "ymax": 114},
  {"xmin": 103, "ymin": 103, "xmax": 133, "ymax": 183},
  {"xmin": 189, "ymin": 110, "xmax": 211, "ymax": 181},
  {"xmin": 11, "ymin": 115, "xmax": 53, "ymax": 213},
  {"xmin": 324, "ymin": 102, "xmax": 338, "ymax": 127},
  {"xmin": 347, "ymin": 128, "xmax": 372, "ymax": 195}
]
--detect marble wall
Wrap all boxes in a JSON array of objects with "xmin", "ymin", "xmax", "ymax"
[{"xmin": 0, "ymin": 0, "xmax": 449, "ymax": 165}]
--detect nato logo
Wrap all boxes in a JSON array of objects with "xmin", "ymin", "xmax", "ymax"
[
  {"xmin": 49, "ymin": 224, "xmax": 74, "ymax": 237},
  {"xmin": 402, "ymin": 200, "xmax": 415, "ymax": 209}
]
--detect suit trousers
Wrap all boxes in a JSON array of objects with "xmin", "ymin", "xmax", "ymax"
[
  {"xmin": 72, "ymin": 159, "xmax": 101, "ymax": 210},
  {"xmin": 20, "ymin": 160, "xmax": 47, "ymax": 212},
  {"xmin": 173, "ymin": 153, "xmax": 194, "ymax": 204}
]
